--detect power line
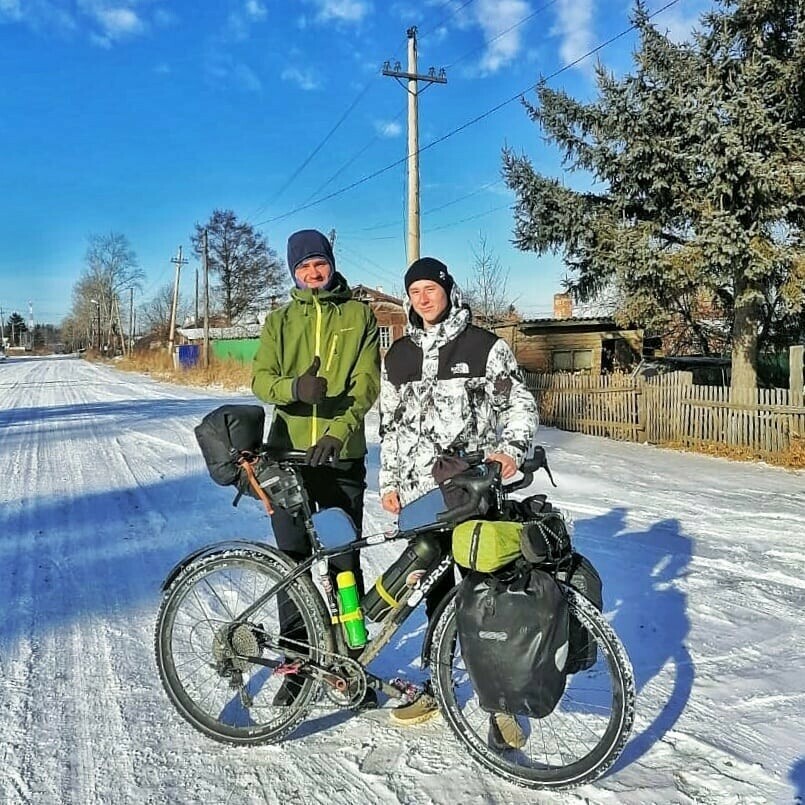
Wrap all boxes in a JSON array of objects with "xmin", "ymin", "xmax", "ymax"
[
  {"xmin": 253, "ymin": 0, "xmax": 682, "ymax": 228},
  {"xmin": 424, "ymin": 202, "xmax": 512, "ymax": 234}
]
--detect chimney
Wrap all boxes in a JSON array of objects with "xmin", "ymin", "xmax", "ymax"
[{"xmin": 553, "ymin": 292, "xmax": 572, "ymax": 319}]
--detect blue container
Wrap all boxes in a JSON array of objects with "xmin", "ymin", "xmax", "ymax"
[{"xmin": 178, "ymin": 344, "xmax": 201, "ymax": 369}]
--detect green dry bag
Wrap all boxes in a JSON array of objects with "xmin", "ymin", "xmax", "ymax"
[{"xmin": 452, "ymin": 520, "xmax": 523, "ymax": 572}]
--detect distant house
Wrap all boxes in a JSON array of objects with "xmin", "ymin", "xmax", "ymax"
[
  {"xmin": 351, "ymin": 285, "xmax": 407, "ymax": 354},
  {"xmin": 492, "ymin": 293, "xmax": 647, "ymax": 374}
]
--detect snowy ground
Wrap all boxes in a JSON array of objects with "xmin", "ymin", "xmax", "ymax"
[{"xmin": 0, "ymin": 354, "xmax": 803, "ymax": 805}]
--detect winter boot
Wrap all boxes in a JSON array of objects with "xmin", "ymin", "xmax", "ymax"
[
  {"xmin": 488, "ymin": 713, "xmax": 526, "ymax": 750},
  {"xmin": 389, "ymin": 683, "xmax": 439, "ymax": 726}
]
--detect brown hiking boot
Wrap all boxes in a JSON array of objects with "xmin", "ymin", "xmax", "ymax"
[
  {"xmin": 488, "ymin": 713, "xmax": 526, "ymax": 750},
  {"xmin": 389, "ymin": 691, "xmax": 439, "ymax": 725}
]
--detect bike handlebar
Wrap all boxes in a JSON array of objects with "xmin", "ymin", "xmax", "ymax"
[{"xmin": 435, "ymin": 446, "xmax": 555, "ymax": 525}]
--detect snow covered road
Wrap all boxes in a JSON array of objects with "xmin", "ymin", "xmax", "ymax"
[{"xmin": 1, "ymin": 355, "xmax": 803, "ymax": 804}]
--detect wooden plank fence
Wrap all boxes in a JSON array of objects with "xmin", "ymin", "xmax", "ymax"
[{"xmin": 524, "ymin": 370, "xmax": 805, "ymax": 456}]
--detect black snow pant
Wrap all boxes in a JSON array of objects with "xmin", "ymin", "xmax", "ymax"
[{"xmin": 271, "ymin": 459, "xmax": 367, "ymax": 651}]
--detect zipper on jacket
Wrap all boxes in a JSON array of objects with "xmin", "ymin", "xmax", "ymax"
[
  {"xmin": 325, "ymin": 333, "xmax": 339, "ymax": 372},
  {"xmin": 311, "ymin": 293, "xmax": 323, "ymax": 444}
]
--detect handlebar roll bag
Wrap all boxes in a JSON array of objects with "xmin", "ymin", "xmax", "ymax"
[
  {"xmin": 452, "ymin": 520, "xmax": 522, "ymax": 573},
  {"xmin": 456, "ymin": 566, "xmax": 569, "ymax": 717},
  {"xmin": 194, "ymin": 405, "xmax": 265, "ymax": 486}
]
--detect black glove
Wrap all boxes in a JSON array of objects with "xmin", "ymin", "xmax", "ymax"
[
  {"xmin": 294, "ymin": 356, "xmax": 327, "ymax": 405},
  {"xmin": 306, "ymin": 435, "xmax": 343, "ymax": 467}
]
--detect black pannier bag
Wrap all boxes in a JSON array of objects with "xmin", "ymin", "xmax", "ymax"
[
  {"xmin": 194, "ymin": 405, "xmax": 265, "ymax": 486},
  {"xmin": 456, "ymin": 566, "xmax": 570, "ymax": 718},
  {"xmin": 558, "ymin": 552, "xmax": 603, "ymax": 674}
]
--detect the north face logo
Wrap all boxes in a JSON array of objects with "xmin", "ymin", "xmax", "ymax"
[{"xmin": 450, "ymin": 362, "xmax": 469, "ymax": 375}]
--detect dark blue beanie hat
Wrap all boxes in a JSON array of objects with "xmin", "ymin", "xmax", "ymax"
[{"xmin": 287, "ymin": 229, "xmax": 336, "ymax": 288}]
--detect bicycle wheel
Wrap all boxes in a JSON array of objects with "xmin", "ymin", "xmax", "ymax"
[
  {"xmin": 430, "ymin": 584, "xmax": 635, "ymax": 789},
  {"xmin": 155, "ymin": 547, "xmax": 332, "ymax": 745}
]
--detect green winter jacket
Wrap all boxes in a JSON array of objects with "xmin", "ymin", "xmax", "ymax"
[{"xmin": 251, "ymin": 274, "xmax": 380, "ymax": 460}]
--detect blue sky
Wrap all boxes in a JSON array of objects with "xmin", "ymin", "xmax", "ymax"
[{"xmin": 0, "ymin": 0, "xmax": 710, "ymax": 326}]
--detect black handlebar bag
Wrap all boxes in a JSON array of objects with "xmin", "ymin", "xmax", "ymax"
[
  {"xmin": 456, "ymin": 565, "xmax": 570, "ymax": 718},
  {"xmin": 194, "ymin": 404, "xmax": 265, "ymax": 486}
]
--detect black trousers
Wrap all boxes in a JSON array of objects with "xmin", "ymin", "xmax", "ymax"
[{"xmin": 271, "ymin": 459, "xmax": 366, "ymax": 644}]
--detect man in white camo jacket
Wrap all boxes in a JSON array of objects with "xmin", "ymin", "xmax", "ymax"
[{"xmin": 378, "ymin": 256, "xmax": 538, "ymax": 735}]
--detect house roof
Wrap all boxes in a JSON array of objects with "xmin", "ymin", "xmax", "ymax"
[
  {"xmin": 500, "ymin": 316, "xmax": 641, "ymax": 332},
  {"xmin": 177, "ymin": 324, "xmax": 262, "ymax": 340},
  {"xmin": 352, "ymin": 284, "xmax": 404, "ymax": 306}
]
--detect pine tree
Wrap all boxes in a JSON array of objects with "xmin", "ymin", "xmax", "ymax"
[{"xmin": 503, "ymin": 0, "xmax": 805, "ymax": 387}]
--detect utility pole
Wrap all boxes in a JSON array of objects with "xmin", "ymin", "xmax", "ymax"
[
  {"xmin": 328, "ymin": 228, "xmax": 337, "ymax": 248},
  {"xmin": 28, "ymin": 300, "xmax": 34, "ymax": 351},
  {"xmin": 167, "ymin": 245, "xmax": 188, "ymax": 362},
  {"xmin": 383, "ymin": 27, "xmax": 446, "ymax": 263},
  {"xmin": 203, "ymin": 230, "xmax": 210, "ymax": 370},
  {"xmin": 195, "ymin": 267, "xmax": 199, "ymax": 326},
  {"xmin": 129, "ymin": 288, "xmax": 134, "ymax": 357}
]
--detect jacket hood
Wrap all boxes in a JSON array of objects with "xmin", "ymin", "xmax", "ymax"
[{"xmin": 404, "ymin": 283, "xmax": 471, "ymax": 347}]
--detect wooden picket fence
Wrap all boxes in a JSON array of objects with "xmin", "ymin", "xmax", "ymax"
[{"xmin": 524, "ymin": 370, "xmax": 805, "ymax": 456}]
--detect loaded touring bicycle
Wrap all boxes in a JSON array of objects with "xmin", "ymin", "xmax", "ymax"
[{"xmin": 155, "ymin": 405, "xmax": 635, "ymax": 791}]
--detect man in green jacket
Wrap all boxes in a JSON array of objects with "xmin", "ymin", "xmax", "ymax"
[{"xmin": 252, "ymin": 228, "xmax": 380, "ymax": 706}]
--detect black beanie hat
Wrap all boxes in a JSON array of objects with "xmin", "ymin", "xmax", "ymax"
[
  {"xmin": 287, "ymin": 229, "xmax": 336, "ymax": 280},
  {"xmin": 404, "ymin": 257, "xmax": 453, "ymax": 294}
]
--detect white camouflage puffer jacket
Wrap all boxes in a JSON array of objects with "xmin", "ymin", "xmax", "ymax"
[{"xmin": 379, "ymin": 287, "xmax": 538, "ymax": 506}]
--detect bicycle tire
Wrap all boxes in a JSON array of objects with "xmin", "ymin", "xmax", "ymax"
[
  {"xmin": 430, "ymin": 584, "xmax": 635, "ymax": 789},
  {"xmin": 155, "ymin": 547, "xmax": 332, "ymax": 745}
]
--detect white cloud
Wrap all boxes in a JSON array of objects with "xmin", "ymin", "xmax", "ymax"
[
  {"xmin": 95, "ymin": 6, "xmax": 143, "ymax": 36},
  {"xmin": 0, "ymin": 0, "xmax": 23, "ymax": 22},
  {"xmin": 226, "ymin": 0, "xmax": 269, "ymax": 40},
  {"xmin": 475, "ymin": 0, "xmax": 531, "ymax": 75},
  {"xmin": 245, "ymin": 0, "xmax": 267, "ymax": 19},
  {"xmin": 281, "ymin": 66, "xmax": 321, "ymax": 91},
  {"xmin": 309, "ymin": 0, "xmax": 371, "ymax": 24},
  {"xmin": 0, "ymin": 0, "xmax": 77, "ymax": 34},
  {"xmin": 658, "ymin": 2, "xmax": 709, "ymax": 44},
  {"xmin": 373, "ymin": 119, "xmax": 402, "ymax": 138},
  {"xmin": 553, "ymin": 0, "xmax": 595, "ymax": 71}
]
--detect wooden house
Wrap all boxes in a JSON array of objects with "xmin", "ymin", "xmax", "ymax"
[
  {"xmin": 492, "ymin": 294, "xmax": 646, "ymax": 374},
  {"xmin": 351, "ymin": 285, "xmax": 407, "ymax": 354}
]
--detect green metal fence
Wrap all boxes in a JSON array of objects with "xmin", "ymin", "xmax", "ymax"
[{"xmin": 211, "ymin": 338, "xmax": 260, "ymax": 364}]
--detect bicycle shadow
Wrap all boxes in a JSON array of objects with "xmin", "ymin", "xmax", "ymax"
[
  {"xmin": 791, "ymin": 757, "xmax": 805, "ymax": 803},
  {"xmin": 572, "ymin": 507, "xmax": 694, "ymax": 774}
]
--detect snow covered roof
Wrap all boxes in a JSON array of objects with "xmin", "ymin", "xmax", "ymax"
[{"xmin": 177, "ymin": 324, "xmax": 262, "ymax": 340}]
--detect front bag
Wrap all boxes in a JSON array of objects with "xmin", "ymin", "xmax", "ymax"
[{"xmin": 194, "ymin": 404, "xmax": 265, "ymax": 486}]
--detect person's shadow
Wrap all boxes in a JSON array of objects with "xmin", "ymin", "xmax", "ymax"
[
  {"xmin": 790, "ymin": 758, "xmax": 805, "ymax": 803},
  {"xmin": 571, "ymin": 507, "xmax": 694, "ymax": 773}
]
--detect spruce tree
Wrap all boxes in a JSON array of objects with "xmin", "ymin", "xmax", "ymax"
[{"xmin": 503, "ymin": 0, "xmax": 805, "ymax": 387}]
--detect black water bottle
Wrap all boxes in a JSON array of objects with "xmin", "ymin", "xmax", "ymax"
[{"xmin": 362, "ymin": 533, "xmax": 443, "ymax": 622}]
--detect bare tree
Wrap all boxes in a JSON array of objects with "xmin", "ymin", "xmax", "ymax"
[
  {"xmin": 464, "ymin": 234, "xmax": 514, "ymax": 325},
  {"xmin": 70, "ymin": 232, "xmax": 144, "ymax": 351},
  {"xmin": 191, "ymin": 210, "xmax": 284, "ymax": 325},
  {"xmin": 139, "ymin": 283, "xmax": 190, "ymax": 341}
]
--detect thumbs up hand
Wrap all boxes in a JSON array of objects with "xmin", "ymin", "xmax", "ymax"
[{"xmin": 294, "ymin": 355, "xmax": 328, "ymax": 404}]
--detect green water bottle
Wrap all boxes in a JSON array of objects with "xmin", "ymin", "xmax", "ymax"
[{"xmin": 336, "ymin": 571, "xmax": 368, "ymax": 649}]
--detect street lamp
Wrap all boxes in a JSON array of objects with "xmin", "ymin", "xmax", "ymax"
[{"xmin": 90, "ymin": 299, "xmax": 101, "ymax": 351}]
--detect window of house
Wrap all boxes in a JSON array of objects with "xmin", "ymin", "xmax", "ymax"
[
  {"xmin": 379, "ymin": 326, "xmax": 392, "ymax": 350},
  {"xmin": 552, "ymin": 348, "xmax": 593, "ymax": 372}
]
